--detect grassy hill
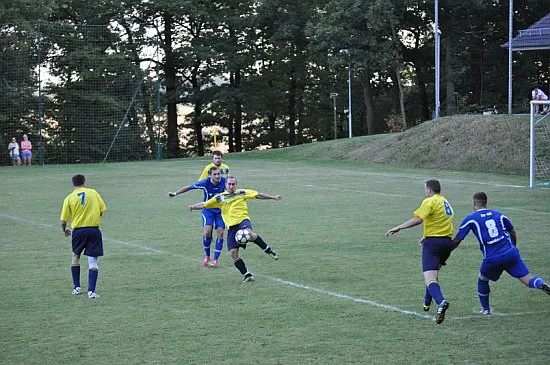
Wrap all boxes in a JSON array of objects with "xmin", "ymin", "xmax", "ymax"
[{"xmin": 243, "ymin": 115, "xmax": 532, "ymax": 175}]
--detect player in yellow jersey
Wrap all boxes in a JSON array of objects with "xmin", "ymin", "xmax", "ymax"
[
  {"xmin": 385, "ymin": 179, "xmax": 455, "ymax": 324},
  {"xmin": 189, "ymin": 176, "xmax": 281, "ymax": 282},
  {"xmin": 60, "ymin": 174, "xmax": 106, "ymax": 299},
  {"xmin": 198, "ymin": 151, "xmax": 229, "ymax": 180}
]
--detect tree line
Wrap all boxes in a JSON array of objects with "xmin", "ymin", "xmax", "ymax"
[{"xmin": 1, "ymin": 0, "xmax": 548, "ymax": 163}]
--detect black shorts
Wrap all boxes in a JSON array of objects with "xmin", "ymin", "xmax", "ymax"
[
  {"xmin": 421, "ymin": 237, "xmax": 454, "ymax": 271},
  {"xmin": 72, "ymin": 227, "xmax": 104, "ymax": 257}
]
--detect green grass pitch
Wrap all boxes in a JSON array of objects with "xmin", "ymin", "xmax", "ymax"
[{"xmin": 1, "ymin": 156, "xmax": 549, "ymax": 364}]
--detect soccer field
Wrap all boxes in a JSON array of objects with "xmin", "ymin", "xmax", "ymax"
[{"xmin": 1, "ymin": 156, "xmax": 549, "ymax": 364}]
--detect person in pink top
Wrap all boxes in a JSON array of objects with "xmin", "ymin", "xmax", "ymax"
[{"xmin": 21, "ymin": 134, "xmax": 32, "ymax": 166}]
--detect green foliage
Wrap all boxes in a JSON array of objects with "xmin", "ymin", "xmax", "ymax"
[{"xmin": 1, "ymin": 0, "xmax": 549, "ymax": 163}]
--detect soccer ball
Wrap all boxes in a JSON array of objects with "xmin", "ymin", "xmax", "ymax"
[{"xmin": 235, "ymin": 229, "xmax": 251, "ymax": 244}]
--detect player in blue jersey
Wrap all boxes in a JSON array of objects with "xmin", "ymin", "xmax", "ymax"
[
  {"xmin": 188, "ymin": 176, "xmax": 281, "ymax": 283},
  {"xmin": 386, "ymin": 179, "xmax": 455, "ymax": 324},
  {"xmin": 169, "ymin": 166, "xmax": 227, "ymax": 267},
  {"xmin": 452, "ymin": 192, "xmax": 550, "ymax": 316},
  {"xmin": 60, "ymin": 174, "xmax": 106, "ymax": 299}
]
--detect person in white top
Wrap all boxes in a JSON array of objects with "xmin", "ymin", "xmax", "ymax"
[
  {"xmin": 532, "ymin": 87, "xmax": 549, "ymax": 114},
  {"xmin": 8, "ymin": 137, "xmax": 21, "ymax": 166}
]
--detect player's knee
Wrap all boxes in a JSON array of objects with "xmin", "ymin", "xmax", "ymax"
[
  {"xmin": 88, "ymin": 256, "xmax": 99, "ymax": 270},
  {"xmin": 477, "ymin": 277, "xmax": 490, "ymax": 295}
]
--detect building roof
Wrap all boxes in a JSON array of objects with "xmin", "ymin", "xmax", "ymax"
[{"xmin": 502, "ymin": 12, "xmax": 550, "ymax": 51}]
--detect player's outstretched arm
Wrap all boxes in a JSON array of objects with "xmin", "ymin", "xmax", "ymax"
[
  {"xmin": 169, "ymin": 186, "xmax": 191, "ymax": 198},
  {"xmin": 257, "ymin": 193, "xmax": 282, "ymax": 200},
  {"xmin": 385, "ymin": 216, "xmax": 423, "ymax": 236},
  {"xmin": 189, "ymin": 202, "xmax": 206, "ymax": 211}
]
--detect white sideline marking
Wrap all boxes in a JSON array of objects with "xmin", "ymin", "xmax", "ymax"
[
  {"xmin": 303, "ymin": 169, "xmax": 528, "ymax": 189},
  {"xmin": 503, "ymin": 207, "xmax": 550, "ymax": 215},
  {"xmin": 257, "ymin": 274, "xmax": 433, "ymax": 320},
  {"xmin": 452, "ymin": 309, "xmax": 545, "ymax": 321},
  {"xmin": 0, "ymin": 214, "xmax": 169, "ymax": 255},
  {"xmin": 2, "ymin": 213, "xmax": 539, "ymax": 321}
]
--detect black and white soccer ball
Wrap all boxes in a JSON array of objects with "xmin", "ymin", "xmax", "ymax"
[{"xmin": 235, "ymin": 229, "xmax": 251, "ymax": 244}]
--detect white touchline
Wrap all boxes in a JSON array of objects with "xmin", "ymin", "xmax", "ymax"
[
  {"xmin": 257, "ymin": 274, "xmax": 434, "ymax": 320},
  {"xmin": 274, "ymin": 167, "xmax": 529, "ymax": 189},
  {"xmin": 503, "ymin": 207, "xmax": 550, "ymax": 215}
]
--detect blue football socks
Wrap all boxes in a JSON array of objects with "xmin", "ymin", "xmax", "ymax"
[
  {"xmin": 529, "ymin": 276, "xmax": 544, "ymax": 289},
  {"xmin": 203, "ymin": 236, "xmax": 212, "ymax": 257},
  {"xmin": 214, "ymin": 238, "xmax": 223, "ymax": 260},
  {"xmin": 88, "ymin": 269, "xmax": 98, "ymax": 293},
  {"xmin": 71, "ymin": 265, "xmax": 80, "ymax": 288},
  {"xmin": 427, "ymin": 281, "xmax": 445, "ymax": 305},
  {"xmin": 477, "ymin": 278, "xmax": 490, "ymax": 311}
]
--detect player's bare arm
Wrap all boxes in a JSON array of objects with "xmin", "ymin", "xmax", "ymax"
[
  {"xmin": 385, "ymin": 216, "xmax": 423, "ymax": 236},
  {"xmin": 189, "ymin": 202, "xmax": 206, "ymax": 211},
  {"xmin": 60, "ymin": 220, "xmax": 71, "ymax": 237},
  {"xmin": 256, "ymin": 193, "xmax": 282, "ymax": 200},
  {"xmin": 169, "ymin": 186, "xmax": 190, "ymax": 198}
]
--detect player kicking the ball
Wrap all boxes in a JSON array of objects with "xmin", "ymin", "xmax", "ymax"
[{"xmin": 189, "ymin": 176, "xmax": 281, "ymax": 282}]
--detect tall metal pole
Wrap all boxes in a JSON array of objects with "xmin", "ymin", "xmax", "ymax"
[
  {"xmin": 529, "ymin": 101, "xmax": 535, "ymax": 187},
  {"xmin": 347, "ymin": 57, "xmax": 352, "ymax": 138},
  {"xmin": 37, "ymin": 18, "xmax": 44, "ymax": 166},
  {"xmin": 339, "ymin": 49, "xmax": 352, "ymax": 138},
  {"xmin": 508, "ymin": 0, "xmax": 513, "ymax": 115},
  {"xmin": 330, "ymin": 93, "xmax": 338, "ymax": 139},
  {"xmin": 434, "ymin": 0, "xmax": 440, "ymax": 119}
]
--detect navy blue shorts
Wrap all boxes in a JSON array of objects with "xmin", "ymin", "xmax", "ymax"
[
  {"xmin": 480, "ymin": 247, "xmax": 529, "ymax": 281},
  {"xmin": 421, "ymin": 237, "xmax": 455, "ymax": 272},
  {"xmin": 72, "ymin": 227, "xmax": 104, "ymax": 257},
  {"xmin": 201, "ymin": 208, "xmax": 225, "ymax": 229},
  {"xmin": 227, "ymin": 219, "xmax": 252, "ymax": 250}
]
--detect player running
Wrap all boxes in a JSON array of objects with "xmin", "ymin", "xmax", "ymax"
[{"xmin": 452, "ymin": 192, "xmax": 550, "ymax": 316}]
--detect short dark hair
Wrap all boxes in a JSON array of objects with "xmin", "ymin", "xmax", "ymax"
[
  {"xmin": 72, "ymin": 174, "xmax": 85, "ymax": 187},
  {"xmin": 213, "ymin": 150, "xmax": 223, "ymax": 157},
  {"xmin": 208, "ymin": 166, "xmax": 220, "ymax": 176},
  {"xmin": 425, "ymin": 179, "xmax": 441, "ymax": 193},
  {"xmin": 473, "ymin": 192, "xmax": 488, "ymax": 206}
]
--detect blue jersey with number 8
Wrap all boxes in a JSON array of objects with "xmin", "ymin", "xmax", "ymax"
[{"xmin": 456, "ymin": 209, "xmax": 515, "ymax": 258}]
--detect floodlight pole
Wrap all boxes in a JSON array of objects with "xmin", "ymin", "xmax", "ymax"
[
  {"xmin": 330, "ymin": 92, "xmax": 338, "ymax": 139},
  {"xmin": 340, "ymin": 49, "xmax": 352, "ymax": 138},
  {"xmin": 434, "ymin": 0, "xmax": 440, "ymax": 119}
]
